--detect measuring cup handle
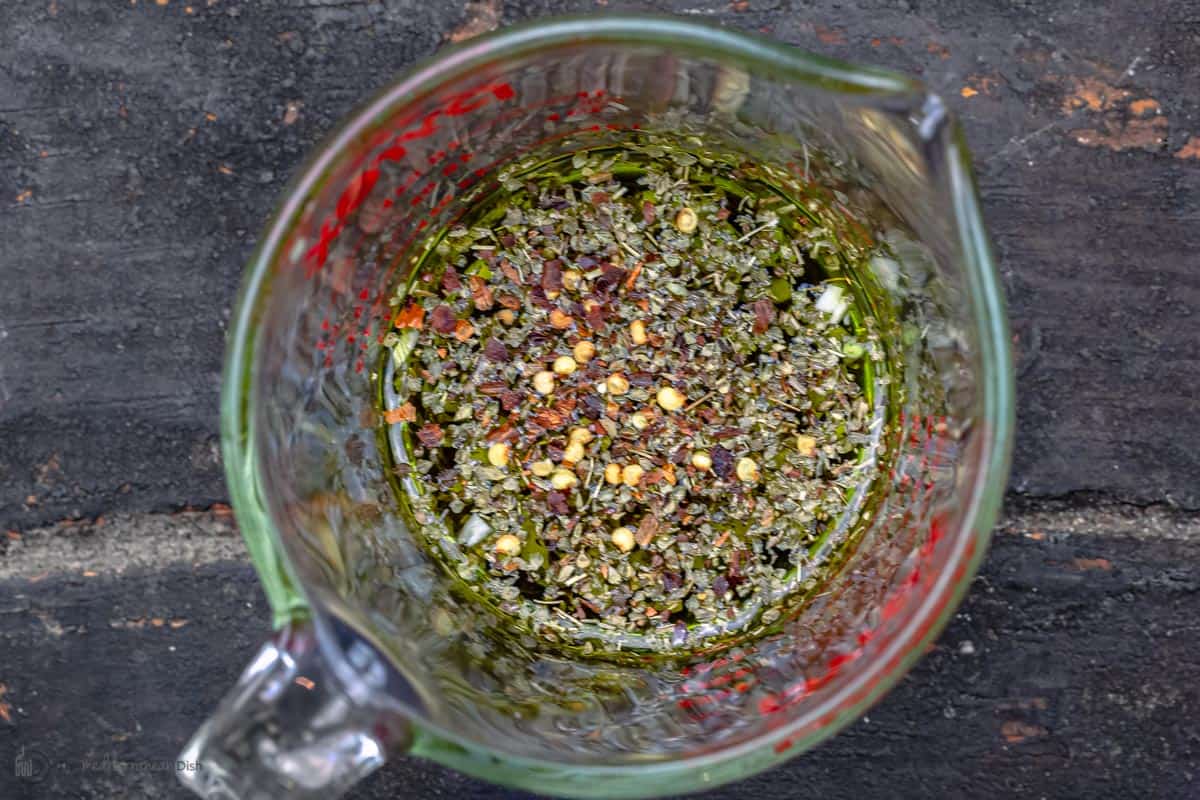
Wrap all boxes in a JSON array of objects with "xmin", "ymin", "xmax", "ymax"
[{"xmin": 177, "ymin": 619, "xmax": 412, "ymax": 800}]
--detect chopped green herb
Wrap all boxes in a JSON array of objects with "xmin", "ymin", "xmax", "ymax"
[{"xmin": 379, "ymin": 139, "xmax": 893, "ymax": 657}]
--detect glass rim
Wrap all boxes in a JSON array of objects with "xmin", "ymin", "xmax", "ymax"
[{"xmin": 221, "ymin": 13, "xmax": 1015, "ymax": 792}]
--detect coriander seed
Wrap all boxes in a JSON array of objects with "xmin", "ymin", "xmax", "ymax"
[
  {"xmin": 606, "ymin": 373, "xmax": 630, "ymax": 395},
  {"xmin": 656, "ymin": 386, "xmax": 685, "ymax": 411},
  {"xmin": 795, "ymin": 434, "xmax": 817, "ymax": 457},
  {"xmin": 736, "ymin": 457, "xmax": 760, "ymax": 483},
  {"xmin": 610, "ymin": 527, "xmax": 635, "ymax": 553},
  {"xmin": 533, "ymin": 370, "xmax": 556, "ymax": 395},
  {"xmin": 691, "ymin": 451, "xmax": 713, "ymax": 471},
  {"xmin": 573, "ymin": 340, "xmax": 596, "ymax": 363},
  {"xmin": 562, "ymin": 440, "xmax": 585, "ymax": 464},
  {"xmin": 674, "ymin": 207, "xmax": 698, "ymax": 233},
  {"xmin": 550, "ymin": 469, "xmax": 579, "ymax": 490},
  {"xmin": 621, "ymin": 464, "xmax": 645, "ymax": 487},
  {"xmin": 530, "ymin": 459, "xmax": 554, "ymax": 477},
  {"xmin": 604, "ymin": 463, "xmax": 622, "ymax": 485},
  {"xmin": 487, "ymin": 442, "xmax": 510, "ymax": 467},
  {"xmin": 629, "ymin": 319, "xmax": 648, "ymax": 345},
  {"xmin": 494, "ymin": 534, "xmax": 521, "ymax": 557},
  {"xmin": 553, "ymin": 355, "xmax": 577, "ymax": 376}
]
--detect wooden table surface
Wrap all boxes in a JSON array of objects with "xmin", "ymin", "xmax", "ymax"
[{"xmin": 2, "ymin": 1, "xmax": 1198, "ymax": 798}]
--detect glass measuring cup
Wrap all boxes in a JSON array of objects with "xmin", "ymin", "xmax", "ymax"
[{"xmin": 179, "ymin": 16, "xmax": 1013, "ymax": 800}]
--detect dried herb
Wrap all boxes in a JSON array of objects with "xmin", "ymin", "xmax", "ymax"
[{"xmin": 380, "ymin": 140, "xmax": 888, "ymax": 656}]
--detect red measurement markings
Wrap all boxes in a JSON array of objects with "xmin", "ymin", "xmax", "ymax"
[
  {"xmin": 369, "ymin": 121, "xmax": 627, "ymax": 314},
  {"xmin": 675, "ymin": 413, "xmax": 958, "ymax": 751},
  {"xmin": 308, "ymin": 82, "xmax": 518, "ymax": 365},
  {"xmin": 315, "ymin": 88, "xmax": 626, "ymax": 369},
  {"xmin": 360, "ymin": 90, "xmax": 624, "ymax": 326},
  {"xmin": 305, "ymin": 81, "xmax": 515, "ymax": 274},
  {"xmin": 334, "ymin": 89, "xmax": 605, "ymax": 319},
  {"xmin": 309, "ymin": 85, "xmax": 596, "ymax": 278}
]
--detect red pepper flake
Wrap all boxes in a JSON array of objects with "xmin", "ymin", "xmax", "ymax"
[
  {"xmin": 497, "ymin": 293, "xmax": 522, "ymax": 309},
  {"xmin": 624, "ymin": 261, "xmax": 643, "ymax": 291},
  {"xmin": 589, "ymin": 191, "xmax": 610, "ymax": 205},
  {"xmin": 546, "ymin": 491, "xmax": 570, "ymax": 515},
  {"xmin": 642, "ymin": 201, "xmax": 656, "ymax": 224},
  {"xmin": 393, "ymin": 302, "xmax": 424, "ymax": 330},
  {"xmin": 552, "ymin": 396, "xmax": 578, "ymax": 418},
  {"xmin": 628, "ymin": 371, "xmax": 655, "ymax": 388},
  {"xmin": 530, "ymin": 407, "xmax": 566, "ymax": 429},
  {"xmin": 753, "ymin": 298, "xmax": 776, "ymax": 335},
  {"xmin": 383, "ymin": 403, "xmax": 416, "ymax": 424},
  {"xmin": 585, "ymin": 302, "xmax": 607, "ymax": 331},
  {"xmin": 595, "ymin": 263, "xmax": 627, "ymax": 293},
  {"xmin": 477, "ymin": 381, "xmax": 507, "ymax": 397},
  {"xmin": 542, "ymin": 259, "xmax": 563, "ymax": 294},
  {"xmin": 713, "ymin": 427, "xmax": 744, "ymax": 440},
  {"xmin": 499, "ymin": 390, "xmax": 523, "ymax": 411},
  {"xmin": 483, "ymin": 338, "xmax": 509, "ymax": 362},
  {"xmin": 499, "ymin": 259, "xmax": 523, "ymax": 285},
  {"xmin": 416, "ymin": 423, "xmax": 444, "ymax": 447},
  {"xmin": 453, "ymin": 319, "xmax": 475, "ymax": 341},
  {"xmin": 430, "ymin": 304, "xmax": 456, "ymax": 334},
  {"xmin": 716, "ymin": 207, "xmax": 731, "ymax": 220},
  {"xmin": 485, "ymin": 421, "xmax": 518, "ymax": 443},
  {"xmin": 636, "ymin": 514, "xmax": 660, "ymax": 547},
  {"xmin": 730, "ymin": 550, "xmax": 747, "ymax": 579},
  {"xmin": 469, "ymin": 276, "xmax": 494, "ymax": 310},
  {"xmin": 528, "ymin": 286, "xmax": 554, "ymax": 310},
  {"xmin": 441, "ymin": 266, "xmax": 461, "ymax": 292}
]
